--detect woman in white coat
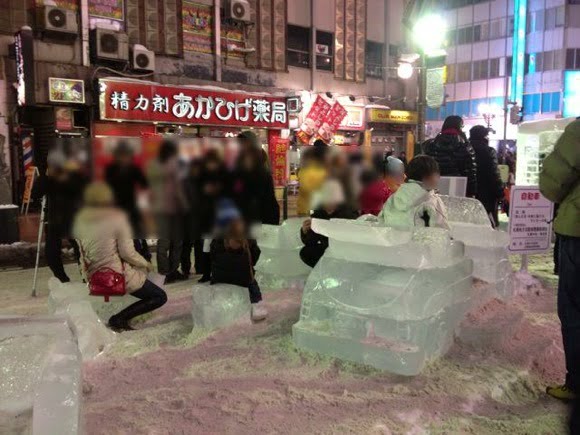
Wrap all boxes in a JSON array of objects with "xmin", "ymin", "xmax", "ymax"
[{"xmin": 73, "ymin": 182, "xmax": 167, "ymax": 332}]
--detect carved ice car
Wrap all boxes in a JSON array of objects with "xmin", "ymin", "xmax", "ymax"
[
  {"xmin": 293, "ymin": 219, "xmax": 474, "ymax": 375},
  {"xmin": 0, "ymin": 316, "xmax": 81, "ymax": 435},
  {"xmin": 255, "ymin": 218, "xmax": 312, "ymax": 291}
]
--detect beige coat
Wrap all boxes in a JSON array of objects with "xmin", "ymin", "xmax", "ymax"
[{"xmin": 73, "ymin": 207, "xmax": 149, "ymax": 292}]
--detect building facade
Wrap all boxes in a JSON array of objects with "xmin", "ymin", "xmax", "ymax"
[
  {"xmin": 0, "ymin": 0, "xmax": 418, "ymax": 204},
  {"xmin": 426, "ymin": 0, "xmax": 580, "ymax": 142}
]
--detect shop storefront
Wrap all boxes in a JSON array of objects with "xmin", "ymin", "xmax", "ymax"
[
  {"xmin": 94, "ymin": 78, "xmax": 290, "ymax": 183},
  {"xmin": 335, "ymin": 105, "xmax": 366, "ymax": 151},
  {"xmin": 366, "ymin": 107, "xmax": 418, "ymax": 156}
]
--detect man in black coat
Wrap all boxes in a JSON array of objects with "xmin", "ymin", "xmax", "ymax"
[
  {"xmin": 299, "ymin": 179, "xmax": 359, "ymax": 268},
  {"xmin": 469, "ymin": 125, "xmax": 504, "ymax": 227},
  {"xmin": 423, "ymin": 115, "xmax": 478, "ymax": 197}
]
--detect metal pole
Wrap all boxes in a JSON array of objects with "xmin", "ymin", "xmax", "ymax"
[
  {"xmin": 520, "ymin": 254, "xmax": 528, "ymax": 273},
  {"xmin": 31, "ymin": 195, "xmax": 46, "ymax": 297},
  {"xmin": 417, "ymin": 53, "xmax": 427, "ymax": 143}
]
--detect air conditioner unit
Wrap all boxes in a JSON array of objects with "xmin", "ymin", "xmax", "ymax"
[
  {"xmin": 225, "ymin": 0, "xmax": 252, "ymax": 22},
  {"xmin": 131, "ymin": 45, "xmax": 155, "ymax": 71},
  {"xmin": 37, "ymin": 6, "xmax": 78, "ymax": 36},
  {"xmin": 92, "ymin": 28, "xmax": 129, "ymax": 62}
]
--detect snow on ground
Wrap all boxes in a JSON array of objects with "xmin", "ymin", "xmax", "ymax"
[{"xmin": 0, "ymin": 253, "xmax": 571, "ymax": 434}]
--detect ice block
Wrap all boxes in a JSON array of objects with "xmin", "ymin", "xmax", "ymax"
[
  {"xmin": 0, "ymin": 316, "xmax": 81, "ymax": 435},
  {"xmin": 255, "ymin": 218, "xmax": 312, "ymax": 291},
  {"xmin": 191, "ymin": 283, "xmax": 251, "ymax": 330},
  {"xmin": 292, "ymin": 220, "xmax": 474, "ymax": 375}
]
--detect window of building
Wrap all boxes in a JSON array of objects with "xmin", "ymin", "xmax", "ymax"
[
  {"xmin": 473, "ymin": 24, "xmax": 482, "ymax": 42},
  {"xmin": 457, "ymin": 26, "xmax": 474, "ymax": 45},
  {"xmin": 366, "ymin": 40, "xmax": 384, "ymax": 79},
  {"xmin": 506, "ymin": 56, "xmax": 513, "ymax": 76},
  {"xmin": 489, "ymin": 19, "xmax": 506, "ymax": 39},
  {"xmin": 545, "ymin": 8, "xmax": 556, "ymax": 30},
  {"xmin": 287, "ymin": 25, "xmax": 311, "ymax": 68},
  {"xmin": 508, "ymin": 17, "xmax": 515, "ymax": 34},
  {"xmin": 472, "ymin": 59, "xmax": 489, "ymax": 80},
  {"xmin": 447, "ymin": 29, "xmax": 457, "ymax": 46},
  {"xmin": 457, "ymin": 62, "xmax": 471, "ymax": 82},
  {"xmin": 543, "ymin": 50, "xmax": 554, "ymax": 71},
  {"xmin": 489, "ymin": 58, "xmax": 501, "ymax": 78},
  {"xmin": 315, "ymin": 30, "xmax": 333, "ymax": 72},
  {"xmin": 446, "ymin": 64, "xmax": 456, "ymax": 84},
  {"xmin": 556, "ymin": 6, "xmax": 565, "ymax": 26},
  {"xmin": 566, "ymin": 48, "xmax": 580, "ymax": 69}
]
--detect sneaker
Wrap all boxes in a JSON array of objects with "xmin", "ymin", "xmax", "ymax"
[
  {"xmin": 251, "ymin": 302, "xmax": 268, "ymax": 321},
  {"xmin": 546, "ymin": 384, "xmax": 577, "ymax": 401}
]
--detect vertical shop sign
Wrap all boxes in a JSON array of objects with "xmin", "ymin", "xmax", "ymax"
[
  {"xmin": 297, "ymin": 96, "xmax": 331, "ymax": 144},
  {"xmin": 268, "ymin": 132, "xmax": 288, "ymax": 186},
  {"xmin": 317, "ymin": 102, "xmax": 348, "ymax": 143},
  {"xmin": 14, "ymin": 29, "xmax": 35, "ymax": 106}
]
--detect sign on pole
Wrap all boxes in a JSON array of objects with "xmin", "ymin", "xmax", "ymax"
[{"xmin": 508, "ymin": 186, "xmax": 554, "ymax": 254}]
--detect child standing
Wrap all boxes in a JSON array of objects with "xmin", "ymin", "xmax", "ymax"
[
  {"xmin": 210, "ymin": 200, "xmax": 268, "ymax": 321},
  {"xmin": 379, "ymin": 155, "xmax": 449, "ymax": 231}
]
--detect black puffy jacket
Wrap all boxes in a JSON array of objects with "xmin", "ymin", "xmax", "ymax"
[
  {"xmin": 423, "ymin": 133, "xmax": 478, "ymax": 197},
  {"xmin": 210, "ymin": 239, "xmax": 260, "ymax": 287},
  {"xmin": 471, "ymin": 138, "xmax": 504, "ymax": 209}
]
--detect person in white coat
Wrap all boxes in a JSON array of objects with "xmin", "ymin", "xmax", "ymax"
[
  {"xmin": 73, "ymin": 182, "xmax": 167, "ymax": 332},
  {"xmin": 379, "ymin": 155, "xmax": 449, "ymax": 231}
]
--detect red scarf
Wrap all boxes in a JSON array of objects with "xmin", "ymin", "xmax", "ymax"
[{"xmin": 441, "ymin": 128, "xmax": 461, "ymax": 135}]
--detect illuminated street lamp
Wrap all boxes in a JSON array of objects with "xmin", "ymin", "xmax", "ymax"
[
  {"xmin": 478, "ymin": 103, "xmax": 502, "ymax": 132},
  {"xmin": 397, "ymin": 62, "xmax": 414, "ymax": 79},
  {"xmin": 411, "ymin": 13, "xmax": 447, "ymax": 143}
]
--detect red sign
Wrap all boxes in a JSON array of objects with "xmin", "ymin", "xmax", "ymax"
[
  {"xmin": 317, "ymin": 102, "xmax": 348, "ymax": 143},
  {"xmin": 98, "ymin": 79, "xmax": 289, "ymax": 129},
  {"xmin": 268, "ymin": 131, "xmax": 288, "ymax": 186},
  {"xmin": 297, "ymin": 95, "xmax": 331, "ymax": 144}
]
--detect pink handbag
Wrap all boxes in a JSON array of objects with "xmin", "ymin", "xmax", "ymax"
[{"xmin": 80, "ymin": 243, "xmax": 126, "ymax": 302}]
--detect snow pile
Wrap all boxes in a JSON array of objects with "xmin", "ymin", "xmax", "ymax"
[
  {"xmin": 191, "ymin": 283, "xmax": 251, "ymax": 330},
  {"xmin": 255, "ymin": 218, "xmax": 312, "ymax": 291},
  {"xmin": 0, "ymin": 315, "xmax": 81, "ymax": 435},
  {"xmin": 293, "ymin": 220, "xmax": 474, "ymax": 375}
]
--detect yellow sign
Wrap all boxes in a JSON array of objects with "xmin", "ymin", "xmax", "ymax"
[
  {"xmin": 21, "ymin": 166, "xmax": 39, "ymax": 215},
  {"xmin": 368, "ymin": 109, "xmax": 418, "ymax": 125}
]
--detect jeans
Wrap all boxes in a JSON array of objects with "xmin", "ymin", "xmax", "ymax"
[
  {"xmin": 110, "ymin": 279, "xmax": 168, "ymax": 325},
  {"xmin": 557, "ymin": 235, "xmax": 580, "ymax": 392}
]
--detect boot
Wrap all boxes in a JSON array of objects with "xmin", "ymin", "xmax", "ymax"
[{"xmin": 108, "ymin": 297, "xmax": 165, "ymax": 332}]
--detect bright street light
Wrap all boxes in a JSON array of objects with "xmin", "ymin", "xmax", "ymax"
[
  {"xmin": 412, "ymin": 14, "xmax": 447, "ymax": 55},
  {"xmin": 397, "ymin": 62, "xmax": 414, "ymax": 79}
]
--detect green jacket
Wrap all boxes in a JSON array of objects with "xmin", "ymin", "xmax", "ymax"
[{"xmin": 539, "ymin": 119, "xmax": 580, "ymax": 237}]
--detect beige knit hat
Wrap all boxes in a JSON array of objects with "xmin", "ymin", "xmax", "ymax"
[{"xmin": 83, "ymin": 181, "xmax": 114, "ymax": 207}]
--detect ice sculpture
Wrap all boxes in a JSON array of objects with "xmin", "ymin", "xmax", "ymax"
[
  {"xmin": 0, "ymin": 315, "xmax": 81, "ymax": 435},
  {"xmin": 48, "ymin": 278, "xmax": 120, "ymax": 359},
  {"xmin": 191, "ymin": 283, "xmax": 251, "ymax": 330},
  {"xmin": 440, "ymin": 196, "xmax": 513, "ymax": 300},
  {"xmin": 255, "ymin": 218, "xmax": 312, "ymax": 291},
  {"xmin": 293, "ymin": 219, "xmax": 474, "ymax": 375}
]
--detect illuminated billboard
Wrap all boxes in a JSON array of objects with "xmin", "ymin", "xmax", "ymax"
[{"xmin": 563, "ymin": 70, "xmax": 580, "ymax": 118}]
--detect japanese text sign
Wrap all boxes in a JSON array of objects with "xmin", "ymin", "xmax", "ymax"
[
  {"xmin": 98, "ymin": 79, "xmax": 289, "ymax": 129},
  {"xmin": 508, "ymin": 186, "xmax": 554, "ymax": 254},
  {"xmin": 318, "ymin": 102, "xmax": 348, "ymax": 143},
  {"xmin": 269, "ymin": 135, "xmax": 288, "ymax": 187},
  {"xmin": 297, "ymin": 96, "xmax": 331, "ymax": 144}
]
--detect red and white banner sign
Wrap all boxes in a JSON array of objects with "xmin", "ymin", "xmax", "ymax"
[
  {"xmin": 317, "ymin": 102, "xmax": 348, "ymax": 143},
  {"xmin": 98, "ymin": 79, "xmax": 289, "ymax": 129},
  {"xmin": 297, "ymin": 95, "xmax": 331, "ymax": 144},
  {"xmin": 268, "ymin": 131, "xmax": 289, "ymax": 187}
]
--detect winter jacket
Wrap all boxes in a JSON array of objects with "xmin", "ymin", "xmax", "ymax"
[
  {"xmin": 147, "ymin": 157, "xmax": 188, "ymax": 215},
  {"xmin": 423, "ymin": 132, "xmax": 478, "ymax": 197},
  {"xmin": 471, "ymin": 138, "xmax": 504, "ymax": 210},
  {"xmin": 35, "ymin": 171, "xmax": 88, "ymax": 237},
  {"xmin": 232, "ymin": 167, "xmax": 280, "ymax": 225},
  {"xmin": 73, "ymin": 207, "xmax": 150, "ymax": 292},
  {"xmin": 301, "ymin": 205, "xmax": 359, "ymax": 249},
  {"xmin": 198, "ymin": 166, "xmax": 231, "ymax": 234},
  {"xmin": 105, "ymin": 162, "xmax": 148, "ymax": 229},
  {"xmin": 210, "ymin": 239, "xmax": 261, "ymax": 287},
  {"xmin": 359, "ymin": 180, "xmax": 393, "ymax": 216},
  {"xmin": 297, "ymin": 164, "xmax": 327, "ymax": 215},
  {"xmin": 539, "ymin": 119, "xmax": 580, "ymax": 237},
  {"xmin": 379, "ymin": 181, "xmax": 450, "ymax": 231}
]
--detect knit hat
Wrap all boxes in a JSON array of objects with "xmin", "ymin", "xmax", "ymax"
[
  {"xmin": 84, "ymin": 182, "xmax": 114, "ymax": 207},
  {"xmin": 469, "ymin": 125, "xmax": 489, "ymax": 141},
  {"xmin": 215, "ymin": 198, "xmax": 241, "ymax": 229},
  {"xmin": 385, "ymin": 156, "xmax": 405, "ymax": 176}
]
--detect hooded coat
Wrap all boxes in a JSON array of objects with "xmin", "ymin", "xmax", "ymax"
[
  {"xmin": 379, "ymin": 181, "xmax": 450, "ymax": 231},
  {"xmin": 470, "ymin": 136, "xmax": 504, "ymax": 211},
  {"xmin": 423, "ymin": 131, "xmax": 478, "ymax": 197},
  {"xmin": 73, "ymin": 207, "xmax": 150, "ymax": 292}
]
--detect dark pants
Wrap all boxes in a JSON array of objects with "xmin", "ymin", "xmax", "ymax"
[
  {"xmin": 45, "ymin": 227, "xmax": 80, "ymax": 283},
  {"xmin": 300, "ymin": 245, "xmax": 326, "ymax": 268},
  {"xmin": 248, "ymin": 279, "xmax": 262, "ymax": 304},
  {"xmin": 181, "ymin": 240, "xmax": 194, "ymax": 276},
  {"xmin": 156, "ymin": 214, "xmax": 183, "ymax": 276},
  {"xmin": 198, "ymin": 251, "xmax": 211, "ymax": 278},
  {"xmin": 557, "ymin": 235, "xmax": 580, "ymax": 393},
  {"xmin": 134, "ymin": 239, "xmax": 151, "ymax": 262},
  {"xmin": 109, "ymin": 279, "xmax": 168, "ymax": 325},
  {"xmin": 571, "ymin": 398, "xmax": 580, "ymax": 435}
]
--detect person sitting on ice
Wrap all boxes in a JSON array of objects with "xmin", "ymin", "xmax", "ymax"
[
  {"xmin": 299, "ymin": 179, "xmax": 359, "ymax": 268},
  {"xmin": 209, "ymin": 199, "xmax": 268, "ymax": 321},
  {"xmin": 74, "ymin": 182, "xmax": 167, "ymax": 332},
  {"xmin": 379, "ymin": 155, "xmax": 450, "ymax": 231}
]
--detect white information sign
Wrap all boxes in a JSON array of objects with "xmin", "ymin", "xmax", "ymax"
[{"xmin": 508, "ymin": 186, "xmax": 554, "ymax": 254}]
